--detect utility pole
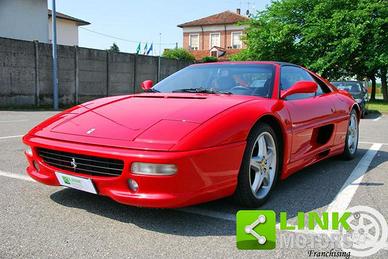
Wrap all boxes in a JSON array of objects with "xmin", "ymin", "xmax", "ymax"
[
  {"xmin": 157, "ymin": 33, "xmax": 162, "ymax": 82},
  {"xmin": 159, "ymin": 33, "xmax": 162, "ymax": 56},
  {"xmin": 52, "ymin": 0, "xmax": 59, "ymax": 110}
]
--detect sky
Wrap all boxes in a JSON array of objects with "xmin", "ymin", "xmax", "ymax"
[{"xmin": 47, "ymin": 0, "xmax": 272, "ymax": 55}]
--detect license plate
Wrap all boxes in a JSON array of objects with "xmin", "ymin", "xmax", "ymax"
[{"xmin": 55, "ymin": 172, "xmax": 97, "ymax": 194}]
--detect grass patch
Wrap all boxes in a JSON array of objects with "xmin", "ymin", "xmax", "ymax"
[{"xmin": 368, "ymin": 100, "xmax": 388, "ymax": 114}]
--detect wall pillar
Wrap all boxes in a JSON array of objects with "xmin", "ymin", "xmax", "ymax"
[
  {"xmin": 74, "ymin": 46, "xmax": 79, "ymax": 104},
  {"xmin": 133, "ymin": 55, "xmax": 137, "ymax": 93},
  {"xmin": 33, "ymin": 40, "xmax": 40, "ymax": 107},
  {"xmin": 106, "ymin": 51, "xmax": 110, "ymax": 96}
]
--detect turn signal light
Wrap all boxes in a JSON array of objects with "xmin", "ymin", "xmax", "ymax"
[
  {"xmin": 131, "ymin": 162, "xmax": 177, "ymax": 176},
  {"xmin": 25, "ymin": 145, "xmax": 33, "ymax": 156}
]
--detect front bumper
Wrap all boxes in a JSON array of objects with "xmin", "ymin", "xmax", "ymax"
[
  {"xmin": 23, "ymin": 135, "xmax": 245, "ymax": 208},
  {"xmin": 360, "ymin": 101, "xmax": 368, "ymax": 114},
  {"xmin": 355, "ymin": 99, "xmax": 367, "ymax": 115}
]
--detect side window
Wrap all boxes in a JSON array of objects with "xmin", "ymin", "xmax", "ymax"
[
  {"xmin": 309, "ymin": 73, "xmax": 332, "ymax": 95},
  {"xmin": 280, "ymin": 66, "xmax": 315, "ymax": 100}
]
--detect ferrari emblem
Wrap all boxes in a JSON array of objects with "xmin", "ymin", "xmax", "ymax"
[{"xmin": 70, "ymin": 158, "xmax": 77, "ymax": 170}]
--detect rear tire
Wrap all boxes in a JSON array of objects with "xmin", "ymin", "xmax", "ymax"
[
  {"xmin": 343, "ymin": 109, "xmax": 359, "ymax": 160},
  {"xmin": 233, "ymin": 123, "xmax": 280, "ymax": 207}
]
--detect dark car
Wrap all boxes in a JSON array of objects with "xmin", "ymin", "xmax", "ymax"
[{"xmin": 331, "ymin": 81, "xmax": 368, "ymax": 117}]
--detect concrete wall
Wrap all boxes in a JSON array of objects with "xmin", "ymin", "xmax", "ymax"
[
  {"xmin": 0, "ymin": 38, "xmax": 36, "ymax": 106},
  {"xmin": 48, "ymin": 18, "xmax": 79, "ymax": 46},
  {"xmin": 0, "ymin": 0, "xmax": 48, "ymax": 43},
  {"xmin": 0, "ymin": 37, "xmax": 192, "ymax": 107}
]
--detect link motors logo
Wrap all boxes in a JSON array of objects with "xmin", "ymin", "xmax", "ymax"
[
  {"xmin": 340, "ymin": 206, "xmax": 388, "ymax": 257},
  {"xmin": 236, "ymin": 210, "xmax": 276, "ymax": 250},
  {"xmin": 236, "ymin": 206, "xmax": 388, "ymax": 257}
]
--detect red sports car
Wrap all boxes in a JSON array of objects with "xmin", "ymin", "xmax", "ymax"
[{"xmin": 23, "ymin": 62, "xmax": 359, "ymax": 208}]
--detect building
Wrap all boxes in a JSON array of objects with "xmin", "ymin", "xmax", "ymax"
[
  {"xmin": 0, "ymin": 0, "xmax": 49, "ymax": 42},
  {"xmin": 178, "ymin": 10, "xmax": 249, "ymax": 61},
  {"xmin": 0, "ymin": 0, "xmax": 90, "ymax": 46},
  {"xmin": 48, "ymin": 10, "xmax": 90, "ymax": 46}
]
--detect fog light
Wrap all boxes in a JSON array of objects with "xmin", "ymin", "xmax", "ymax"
[
  {"xmin": 128, "ymin": 179, "xmax": 139, "ymax": 192},
  {"xmin": 131, "ymin": 162, "xmax": 177, "ymax": 176},
  {"xmin": 25, "ymin": 145, "xmax": 33, "ymax": 156},
  {"xmin": 33, "ymin": 160, "xmax": 40, "ymax": 172}
]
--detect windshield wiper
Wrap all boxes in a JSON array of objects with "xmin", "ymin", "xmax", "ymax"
[
  {"xmin": 144, "ymin": 88, "xmax": 160, "ymax": 93},
  {"xmin": 172, "ymin": 87, "xmax": 232, "ymax": 95}
]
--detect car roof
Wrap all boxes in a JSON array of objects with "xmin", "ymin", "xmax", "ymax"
[
  {"xmin": 190, "ymin": 61, "xmax": 299, "ymax": 67},
  {"xmin": 331, "ymin": 80, "xmax": 362, "ymax": 83}
]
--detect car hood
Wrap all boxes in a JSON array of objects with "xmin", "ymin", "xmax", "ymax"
[{"xmin": 31, "ymin": 93, "xmax": 256, "ymax": 150}]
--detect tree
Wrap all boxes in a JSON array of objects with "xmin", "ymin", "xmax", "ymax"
[
  {"xmin": 202, "ymin": 56, "xmax": 218, "ymax": 63},
  {"xmin": 232, "ymin": 0, "xmax": 316, "ymax": 66},
  {"xmin": 233, "ymin": 0, "xmax": 388, "ymax": 100},
  {"xmin": 108, "ymin": 43, "xmax": 120, "ymax": 53},
  {"xmin": 381, "ymin": 68, "xmax": 388, "ymax": 100},
  {"xmin": 162, "ymin": 48, "xmax": 195, "ymax": 62},
  {"xmin": 369, "ymin": 73, "xmax": 377, "ymax": 100}
]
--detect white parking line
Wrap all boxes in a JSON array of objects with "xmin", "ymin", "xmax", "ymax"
[
  {"xmin": 0, "ymin": 170, "xmax": 34, "ymax": 182},
  {"xmin": 0, "ymin": 135, "xmax": 23, "ymax": 140},
  {"xmin": 0, "ymin": 119, "xmax": 29, "ymax": 123},
  {"xmin": 360, "ymin": 141, "xmax": 388, "ymax": 146},
  {"xmin": 327, "ymin": 143, "xmax": 382, "ymax": 213},
  {"xmin": 283, "ymin": 143, "xmax": 383, "ymax": 234}
]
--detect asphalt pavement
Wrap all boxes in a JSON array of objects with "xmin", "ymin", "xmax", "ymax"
[{"xmin": 0, "ymin": 110, "xmax": 387, "ymax": 259}]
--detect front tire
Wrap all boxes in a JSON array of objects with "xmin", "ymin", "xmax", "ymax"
[
  {"xmin": 233, "ymin": 123, "xmax": 280, "ymax": 207},
  {"xmin": 343, "ymin": 109, "xmax": 359, "ymax": 160}
]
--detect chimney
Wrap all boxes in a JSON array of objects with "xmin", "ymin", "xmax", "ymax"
[{"xmin": 236, "ymin": 8, "xmax": 241, "ymax": 15}]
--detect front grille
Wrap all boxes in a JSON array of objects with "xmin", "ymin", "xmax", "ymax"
[{"xmin": 37, "ymin": 148, "xmax": 124, "ymax": 177}]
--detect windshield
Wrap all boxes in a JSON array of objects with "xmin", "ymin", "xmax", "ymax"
[
  {"xmin": 153, "ymin": 64, "xmax": 275, "ymax": 97},
  {"xmin": 332, "ymin": 82, "xmax": 362, "ymax": 93}
]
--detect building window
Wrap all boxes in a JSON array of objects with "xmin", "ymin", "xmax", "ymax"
[
  {"xmin": 231, "ymin": 32, "xmax": 243, "ymax": 49},
  {"xmin": 209, "ymin": 33, "xmax": 221, "ymax": 48},
  {"xmin": 189, "ymin": 34, "xmax": 199, "ymax": 50}
]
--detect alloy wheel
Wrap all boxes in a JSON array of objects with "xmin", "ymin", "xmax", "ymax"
[
  {"xmin": 249, "ymin": 132, "xmax": 277, "ymax": 199},
  {"xmin": 347, "ymin": 113, "xmax": 358, "ymax": 154}
]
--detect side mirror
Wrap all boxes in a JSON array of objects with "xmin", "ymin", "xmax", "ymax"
[
  {"xmin": 281, "ymin": 81, "xmax": 318, "ymax": 99},
  {"xmin": 141, "ymin": 80, "xmax": 154, "ymax": 91}
]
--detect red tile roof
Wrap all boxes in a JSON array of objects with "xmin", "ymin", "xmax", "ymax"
[{"xmin": 178, "ymin": 11, "xmax": 249, "ymax": 28}]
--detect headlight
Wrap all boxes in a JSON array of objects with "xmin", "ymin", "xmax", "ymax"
[
  {"xmin": 25, "ymin": 145, "xmax": 33, "ymax": 156},
  {"xmin": 355, "ymin": 98, "xmax": 363, "ymax": 103},
  {"xmin": 131, "ymin": 162, "xmax": 177, "ymax": 175}
]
